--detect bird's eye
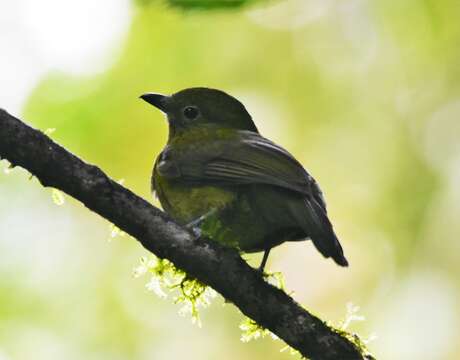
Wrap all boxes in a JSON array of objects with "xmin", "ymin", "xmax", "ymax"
[{"xmin": 183, "ymin": 106, "xmax": 199, "ymax": 120}]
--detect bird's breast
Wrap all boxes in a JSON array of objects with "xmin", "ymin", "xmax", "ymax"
[{"xmin": 154, "ymin": 173, "xmax": 236, "ymax": 225}]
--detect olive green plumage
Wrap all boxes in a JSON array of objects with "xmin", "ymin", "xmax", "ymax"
[{"xmin": 141, "ymin": 87, "xmax": 348, "ymax": 269}]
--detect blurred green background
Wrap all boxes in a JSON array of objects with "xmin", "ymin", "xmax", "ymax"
[{"xmin": 1, "ymin": 0, "xmax": 460, "ymax": 359}]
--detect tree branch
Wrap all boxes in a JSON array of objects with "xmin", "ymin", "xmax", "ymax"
[{"xmin": 0, "ymin": 109, "xmax": 373, "ymax": 360}]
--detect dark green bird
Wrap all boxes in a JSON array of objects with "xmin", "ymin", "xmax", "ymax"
[{"xmin": 141, "ymin": 87, "xmax": 348, "ymax": 271}]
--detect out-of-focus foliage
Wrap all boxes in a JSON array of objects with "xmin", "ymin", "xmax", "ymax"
[
  {"xmin": 136, "ymin": 0, "xmax": 262, "ymax": 10},
  {"xmin": 1, "ymin": 0, "xmax": 460, "ymax": 359}
]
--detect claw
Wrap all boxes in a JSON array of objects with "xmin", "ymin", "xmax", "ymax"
[
  {"xmin": 188, "ymin": 225, "xmax": 202, "ymax": 238},
  {"xmin": 258, "ymin": 248, "xmax": 271, "ymax": 274},
  {"xmin": 185, "ymin": 209, "xmax": 217, "ymax": 238}
]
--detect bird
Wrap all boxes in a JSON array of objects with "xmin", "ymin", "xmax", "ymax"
[{"xmin": 141, "ymin": 87, "xmax": 348, "ymax": 272}]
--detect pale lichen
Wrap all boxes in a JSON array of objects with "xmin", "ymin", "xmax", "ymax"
[
  {"xmin": 329, "ymin": 302, "xmax": 376, "ymax": 360},
  {"xmin": 134, "ymin": 256, "xmax": 216, "ymax": 326},
  {"xmin": 51, "ymin": 188, "xmax": 65, "ymax": 205},
  {"xmin": 239, "ymin": 316, "xmax": 277, "ymax": 342},
  {"xmin": 2, "ymin": 160, "xmax": 13, "ymax": 174},
  {"xmin": 108, "ymin": 223, "xmax": 127, "ymax": 241},
  {"xmin": 239, "ymin": 271, "xmax": 300, "ymax": 356}
]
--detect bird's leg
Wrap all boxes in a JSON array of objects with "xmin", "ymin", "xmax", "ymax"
[
  {"xmin": 258, "ymin": 248, "xmax": 271, "ymax": 273},
  {"xmin": 185, "ymin": 209, "xmax": 217, "ymax": 238}
]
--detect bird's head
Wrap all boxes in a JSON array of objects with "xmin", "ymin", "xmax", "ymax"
[{"xmin": 140, "ymin": 87, "xmax": 258, "ymax": 136}]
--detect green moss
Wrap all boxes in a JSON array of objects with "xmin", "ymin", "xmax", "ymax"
[
  {"xmin": 239, "ymin": 316, "xmax": 277, "ymax": 342},
  {"xmin": 238, "ymin": 279, "xmax": 375, "ymax": 359},
  {"xmin": 328, "ymin": 302, "xmax": 376, "ymax": 360},
  {"xmin": 331, "ymin": 327, "xmax": 376, "ymax": 360}
]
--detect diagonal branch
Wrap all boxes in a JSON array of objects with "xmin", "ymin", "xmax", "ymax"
[{"xmin": 0, "ymin": 109, "xmax": 372, "ymax": 360}]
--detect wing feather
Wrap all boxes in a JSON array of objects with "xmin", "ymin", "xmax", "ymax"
[{"xmin": 196, "ymin": 133, "xmax": 313, "ymax": 195}]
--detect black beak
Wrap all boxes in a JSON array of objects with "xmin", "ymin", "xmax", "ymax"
[{"xmin": 140, "ymin": 93, "xmax": 169, "ymax": 112}]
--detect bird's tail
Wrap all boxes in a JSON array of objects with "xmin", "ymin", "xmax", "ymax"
[{"xmin": 291, "ymin": 198, "xmax": 348, "ymax": 267}]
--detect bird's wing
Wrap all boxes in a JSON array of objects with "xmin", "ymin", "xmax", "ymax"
[
  {"xmin": 180, "ymin": 131, "xmax": 324, "ymax": 205},
  {"xmin": 176, "ymin": 131, "xmax": 347, "ymax": 266}
]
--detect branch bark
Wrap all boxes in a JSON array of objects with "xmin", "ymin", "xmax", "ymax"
[{"xmin": 0, "ymin": 109, "xmax": 373, "ymax": 360}]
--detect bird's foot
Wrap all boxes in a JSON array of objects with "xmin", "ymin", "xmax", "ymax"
[
  {"xmin": 185, "ymin": 209, "xmax": 218, "ymax": 239},
  {"xmin": 256, "ymin": 248, "xmax": 271, "ymax": 276},
  {"xmin": 186, "ymin": 216, "xmax": 205, "ymax": 230},
  {"xmin": 186, "ymin": 209, "xmax": 217, "ymax": 229},
  {"xmin": 257, "ymin": 268, "xmax": 270, "ymax": 278},
  {"xmin": 187, "ymin": 225, "xmax": 202, "ymax": 238}
]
